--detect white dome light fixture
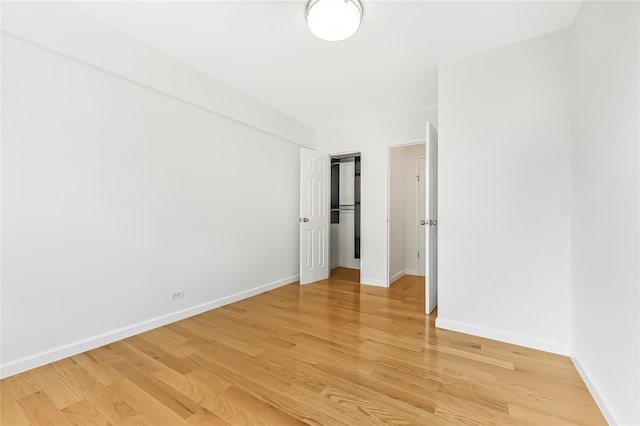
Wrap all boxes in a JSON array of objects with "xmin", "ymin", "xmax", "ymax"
[{"xmin": 306, "ymin": 0, "xmax": 363, "ymax": 42}]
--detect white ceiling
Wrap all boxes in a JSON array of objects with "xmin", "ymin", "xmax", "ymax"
[{"xmin": 73, "ymin": 1, "xmax": 581, "ymax": 129}]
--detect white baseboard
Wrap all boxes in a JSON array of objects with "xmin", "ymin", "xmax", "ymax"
[
  {"xmin": 0, "ymin": 275, "xmax": 299, "ymax": 379},
  {"xmin": 338, "ymin": 260, "xmax": 361, "ymax": 270},
  {"xmin": 404, "ymin": 268, "xmax": 418, "ymax": 276},
  {"xmin": 389, "ymin": 270, "xmax": 405, "ymax": 284},
  {"xmin": 571, "ymin": 350, "xmax": 619, "ymax": 425},
  {"xmin": 360, "ymin": 277, "xmax": 387, "ymax": 287},
  {"xmin": 435, "ymin": 317, "xmax": 569, "ymax": 356}
]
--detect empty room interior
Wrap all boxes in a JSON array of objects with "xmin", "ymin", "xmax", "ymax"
[{"xmin": 1, "ymin": 1, "xmax": 639, "ymax": 425}]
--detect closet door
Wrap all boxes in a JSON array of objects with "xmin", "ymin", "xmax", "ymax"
[{"xmin": 300, "ymin": 148, "xmax": 330, "ymax": 285}]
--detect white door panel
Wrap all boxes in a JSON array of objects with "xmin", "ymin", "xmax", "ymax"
[
  {"xmin": 300, "ymin": 148, "xmax": 330, "ymax": 285},
  {"xmin": 418, "ymin": 157, "xmax": 427, "ymax": 277},
  {"xmin": 426, "ymin": 123, "xmax": 438, "ymax": 314}
]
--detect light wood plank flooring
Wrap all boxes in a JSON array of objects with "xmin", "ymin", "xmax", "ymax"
[{"xmin": 1, "ymin": 268, "xmax": 606, "ymax": 425}]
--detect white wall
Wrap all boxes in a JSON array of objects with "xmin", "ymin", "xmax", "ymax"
[
  {"xmin": 1, "ymin": 2, "xmax": 315, "ymax": 148},
  {"xmin": 330, "ymin": 223, "xmax": 340, "ymax": 269},
  {"xmin": 317, "ymin": 110, "xmax": 437, "ymax": 286},
  {"xmin": 1, "ymin": 4, "xmax": 314, "ymax": 377},
  {"xmin": 437, "ymin": 30, "xmax": 573, "ymax": 354},
  {"xmin": 570, "ymin": 2, "xmax": 639, "ymax": 424}
]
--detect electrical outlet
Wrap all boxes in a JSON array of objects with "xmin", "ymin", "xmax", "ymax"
[{"xmin": 170, "ymin": 291, "xmax": 184, "ymax": 301}]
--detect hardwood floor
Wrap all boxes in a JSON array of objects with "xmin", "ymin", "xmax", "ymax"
[{"xmin": 1, "ymin": 268, "xmax": 606, "ymax": 425}]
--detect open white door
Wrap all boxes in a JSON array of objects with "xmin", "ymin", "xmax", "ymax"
[
  {"xmin": 300, "ymin": 148, "xmax": 330, "ymax": 285},
  {"xmin": 425, "ymin": 123, "xmax": 438, "ymax": 314},
  {"xmin": 418, "ymin": 157, "xmax": 427, "ymax": 277}
]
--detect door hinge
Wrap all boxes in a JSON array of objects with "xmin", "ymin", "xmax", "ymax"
[
  {"xmin": 417, "ymin": 252, "xmax": 420, "ymax": 258},
  {"xmin": 416, "ymin": 175, "xmax": 420, "ymax": 182}
]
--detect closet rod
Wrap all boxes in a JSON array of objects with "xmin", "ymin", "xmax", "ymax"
[{"xmin": 331, "ymin": 156, "xmax": 357, "ymax": 163}]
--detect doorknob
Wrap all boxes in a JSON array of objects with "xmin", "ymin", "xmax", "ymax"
[
  {"xmin": 299, "ymin": 218, "xmax": 309, "ymax": 223},
  {"xmin": 430, "ymin": 220, "xmax": 437, "ymax": 226},
  {"xmin": 420, "ymin": 220, "xmax": 426, "ymax": 225}
]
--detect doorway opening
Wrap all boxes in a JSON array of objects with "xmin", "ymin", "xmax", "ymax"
[
  {"xmin": 386, "ymin": 123, "xmax": 438, "ymax": 314},
  {"xmin": 388, "ymin": 143, "xmax": 426, "ymax": 286},
  {"xmin": 330, "ymin": 153, "xmax": 361, "ymax": 281}
]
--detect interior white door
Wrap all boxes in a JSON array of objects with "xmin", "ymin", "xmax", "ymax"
[
  {"xmin": 417, "ymin": 157, "xmax": 427, "ymax": 277},
  {"xmin": 300, "ymin": 148, "xmax": 330, "ymax": 285},
  {"xmin": 426, "ymin": 123, "xmax": 438, "ymax": 314}
]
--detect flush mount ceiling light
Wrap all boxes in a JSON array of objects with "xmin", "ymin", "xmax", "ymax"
[{"xmin": 306, "ymin": 0, "xmax": 363, "ymax": 42}]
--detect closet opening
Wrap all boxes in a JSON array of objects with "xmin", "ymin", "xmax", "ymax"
[{"xmin": 329, "ymin": 153, "xmax": 361, "ymax": 282}]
